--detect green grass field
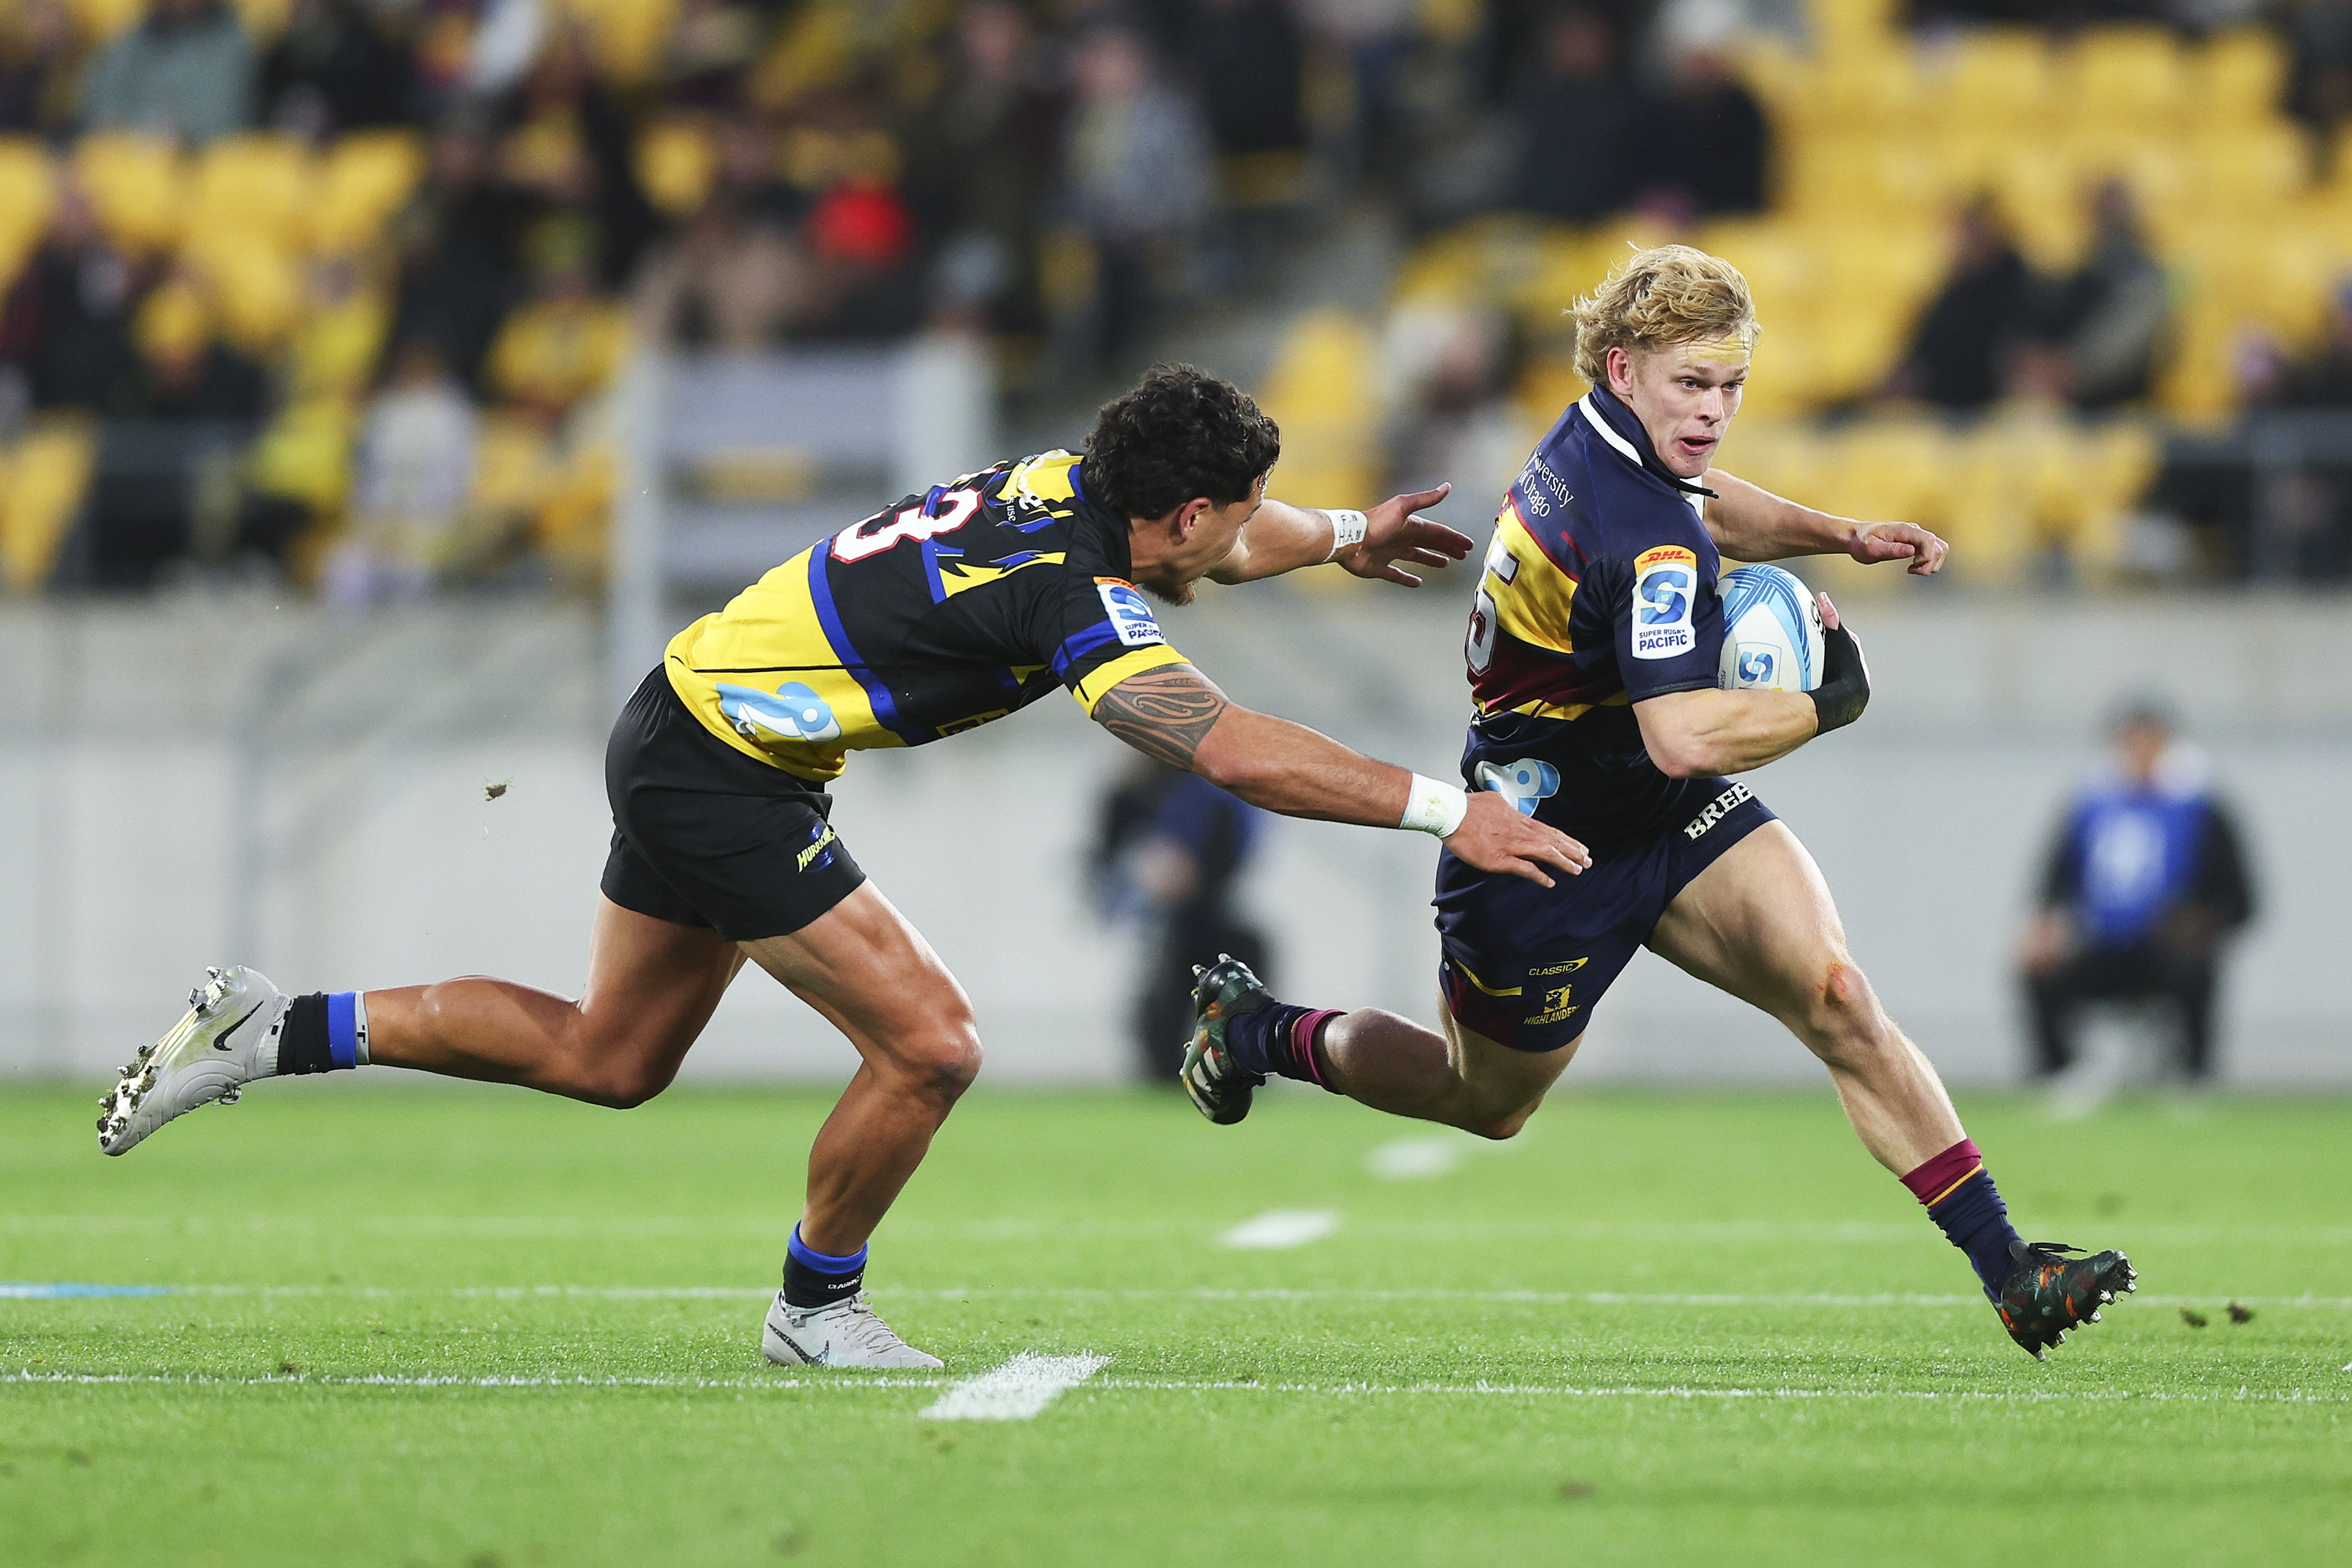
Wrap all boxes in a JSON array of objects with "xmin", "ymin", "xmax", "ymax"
[{"xmin": 4, "ymin": 1081, "xmax": 2347, "ymax": 1566}]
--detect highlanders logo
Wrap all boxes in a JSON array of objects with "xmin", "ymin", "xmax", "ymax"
[{"xmin": 714, "ymin": 681, "xmax": 843, "ymax": 743}]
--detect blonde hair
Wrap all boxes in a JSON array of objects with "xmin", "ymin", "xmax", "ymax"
[{"xmin": 1570, "ymin": 244, "xmax": 1758, "ymax": 386}]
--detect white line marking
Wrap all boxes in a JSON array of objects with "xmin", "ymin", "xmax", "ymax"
[
  {"xmin": 916, "ymin": 1352, "xmax": 1111, "ymax": 1421},
  {"xmin": 6, "ymin": 1369, "xmax": 2341, "ymax": 1404},
  {"xmin": 1219, "ymin": 1210, "xmax": 1339, "ymax": 1250},
  {"xmin": 35, "ymin": 1284, "xmax": 2349, "ymax": 1309},
  {"xmin": 1366, "ymin": 1137, "xmax": 1463, "ymax": 1180}
]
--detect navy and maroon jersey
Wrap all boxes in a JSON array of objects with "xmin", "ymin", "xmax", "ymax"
[
  {"xmin": 664, "ymin": 451, "xmax": 1186, "ymax": 782},
  {"xmin": 1458, "ymin": 386, "xmax": 1730, "ymax": 848}
]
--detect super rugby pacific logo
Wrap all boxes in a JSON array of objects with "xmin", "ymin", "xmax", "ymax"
[{"xmin": 1631, "ymin": 545, "xmax": 1698, "ymax": 661}]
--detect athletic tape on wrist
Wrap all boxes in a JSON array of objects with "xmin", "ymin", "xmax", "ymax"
[
  {"xmin": 1324, "ymin": 509, "xmax": 1369, "ymax": 561},
  {"xmin": 1400, "ymin": 774, "xmax": 1469, "ymax": 837}
]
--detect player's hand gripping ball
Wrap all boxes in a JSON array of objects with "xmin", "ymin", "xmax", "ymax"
[{"xmin": 1716, "ymin": 564, "xmax": 1825, "ymax": 693}]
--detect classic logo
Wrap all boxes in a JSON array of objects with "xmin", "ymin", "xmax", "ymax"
[
  {"xmin": 1528, "ymin": 957, "xmax": 1588, "ymax": 977},
  {"xmin": 1631, "ymin": 544, "xmax": 1698, "ymax": 661},
  {"xmin": 1683, "ymin": 781, "xmax": 1754, "ymax": 841},
  {"xmin": 1095, "ymin": 578, "xmax": 1166, "ymax": 648},
  {"xmin": 715, "ymin": 681, "xmax": 843, "ymax": 743},
  {"xmin": 1474, "ymin": 757, "xmax": 1560, "ymax": 817}
]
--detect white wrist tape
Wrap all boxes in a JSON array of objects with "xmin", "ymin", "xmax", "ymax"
[
  {"xmin": 1400, "ymin": 774, "xmax": 1469, "ymax": 837},
  {"xmin": 1324, "ymin": 509, "xmax": 1369, "ymax": 561}
]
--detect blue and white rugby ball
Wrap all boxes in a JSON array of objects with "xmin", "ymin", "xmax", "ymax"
[{"xmin": 1716, "ymin": 564, "xmax": 1824, "ymax": 693}]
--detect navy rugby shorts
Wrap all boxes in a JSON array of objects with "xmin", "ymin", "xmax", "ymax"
[
  {"xmin": 600, "ymin": 669, "xmax": 868, "ymax": 941},
  {"xmin": 1432, "ymin": 777, "xmax": 1775, "ymax": 1051}
]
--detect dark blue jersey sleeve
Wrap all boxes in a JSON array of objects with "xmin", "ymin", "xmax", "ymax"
[{"xmin": 1609, "ymin": 495, "xmax": 1724, "ymax": 703}]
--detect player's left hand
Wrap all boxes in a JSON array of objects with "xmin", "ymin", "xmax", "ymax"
[
  {"xmin": 1341, "ymin": 483, "xmax": 1474, "ymax": 587},
  {"xmin": 1847, "ymin": 520, "xmax": 1948, "ymax": 576}
]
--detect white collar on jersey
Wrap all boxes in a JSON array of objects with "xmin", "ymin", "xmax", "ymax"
[{"xmin": 1577, "ymin": 393, "xmax": 1710, "ymax": 517}]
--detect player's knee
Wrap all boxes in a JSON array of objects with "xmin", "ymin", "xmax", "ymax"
[
  {"xmin": 1794, "ymin": 958, "xmax": 1893, "ymax": 1064},
  {"xmin": 905, "ymin": 1020, "xmax": 983, "ymax": 1101}
]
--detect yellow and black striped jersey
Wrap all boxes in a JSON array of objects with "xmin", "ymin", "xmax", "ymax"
[{"xmin": 665, "ymin": 451, "xmax": 1187, "ymax": 782}]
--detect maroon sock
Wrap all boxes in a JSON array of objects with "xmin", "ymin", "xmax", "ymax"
[{"xmin": 1287, "ymin": 1009, "xmax": 1343, "ymax": 1093}]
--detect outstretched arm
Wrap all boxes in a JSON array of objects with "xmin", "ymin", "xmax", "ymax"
[
  {"xmin": 1706, "ymin": 469, "xmax": 1948, "ymax": 576},
  {"xmin": 1209, "ymin": 484, "xmax": 1474, "ymax": 586},
  {"xmin": 1091, "ymin": 663, "xmax": 1590, "ymax": 886}
]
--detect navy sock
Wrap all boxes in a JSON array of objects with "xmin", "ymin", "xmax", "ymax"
[
  {"xmin": 276, "ymin": 992, "xmax": 367, "ymax": 1075},
  {"xmin": 782, "ymin": 1225, "xmax": 867, "ymax": 1309},
  {"xmin": 1220, "ymin": 1003, "xmax": 1308, "ymax": 1080},
  {"xmin": 1903, "ymin": 1139, "xmax": 2024, "ymax": 1301}
]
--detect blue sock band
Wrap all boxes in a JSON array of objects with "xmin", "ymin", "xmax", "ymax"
[
  {"xmin": 325, "ymin": 992, "xmax": 359, "ymax": 1071},
  {"xmin": 787, "ymin": 1224, "xmax": 867, "ymax": 1275}
]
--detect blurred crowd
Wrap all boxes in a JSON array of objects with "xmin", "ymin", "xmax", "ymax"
[{"xmin": 4, "ymin": 0, "xmax": 2352, "ymax": 597}]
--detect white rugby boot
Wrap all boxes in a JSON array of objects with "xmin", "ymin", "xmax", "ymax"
[
  {"xmin": 761, "ymin": 1291, "xmax": 943, "ymax": 1369},
  {"xmin": 98, "ymin": 966, "xmax": 287, "ymax": 1156}
]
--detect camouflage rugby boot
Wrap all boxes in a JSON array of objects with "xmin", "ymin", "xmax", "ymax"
[
  {"xmin": 1178, "ymin": 955, "xmax": 1274, "ymax": 1125},
  {"xmin": 1996, "ymin": 1239, "xmax": 2136, "ymax": 1359}
]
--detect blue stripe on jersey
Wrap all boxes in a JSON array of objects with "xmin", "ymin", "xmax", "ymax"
[
  {"xmin": 918, "ymin": 540, "xmax": 963, "ymax": 604},
  {"xmin": 806, "ymin": 549, "xmax": 921, "ymax": 744},
  {"xmin": 1051, "ymin": 621, "xmax": 1122, "ymax": 678},
  {"xmin": 1068, "ymin": 461, "xmax": 1090, "ymax": 505}
]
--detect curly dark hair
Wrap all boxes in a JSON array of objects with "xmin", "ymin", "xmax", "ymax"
[{"xmin": 1083, "ymin": 364, "xmax": 1281, "ymax": 521}]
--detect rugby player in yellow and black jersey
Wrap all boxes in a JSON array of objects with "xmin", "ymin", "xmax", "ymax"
[{"xmin": 98, "ymin": 365, "xmax": 1597, "ymax": 1369}]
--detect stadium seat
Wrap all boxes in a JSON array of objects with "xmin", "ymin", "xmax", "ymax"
[
  {"xmin": 2064, "ymin": 27, "xmax": 2186, "ymax": 132},
  {"xmin": 72, "ymin": 134, "xmax": 184, "ymax": 254},
  {"xmin": 0, "ymin": 419, "xmax": 98, "ymax": 593},
  {"xmin": 186, "ymin": 135, "xmax": 313, "ymax": 255},
  {"xmin": 637, "ymin": 119, "xmax": 717, "ymax": 219},
  {"xmin": 310, "ymin": 132, "xmax": 426, "ymax": 256},
  {"xmin": 558, "ymin": 0, "xmax": 680, "ymax": 86},
  {"xmin": 2193, "ymin": 28, "xmax": 2289, "ymax": 130},
  {"xmin": 1936, "ymin": 28, "xmax": 2058, "ymax": 130},
  {"xmin": 61, "ymin": 0, "xmax": 141, "ymax": 42},
  {"xmin": 0, "ymin": 138, "xmax": 57, "ymax": 289},
  {"xmin": 1256, "ymin": 310, "xmax": 1378, "ymax": 558}
]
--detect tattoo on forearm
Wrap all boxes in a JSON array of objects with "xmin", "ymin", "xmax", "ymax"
[{"xmin": 1093, "ymin": 666, "xmax": 1230, "ymax": 770}]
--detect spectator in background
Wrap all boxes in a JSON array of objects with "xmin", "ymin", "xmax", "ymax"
[
  {"xmin": 1061, "ymin": 24, "xmax": 1211, "ymax": 363},
  {"xmin": 1639, "ymin": 0, "xmax": 1770, "ymax": 219},
  {"xmin": 1180, "ymin": 0, "xmax": 1308, "ymax": 172},
  {"xmin": 2020, "ymin": 703, "xmax": 2256, "ymax": 1085},
  {"xmin": 128, "ymin": 274, "xmax": 265, "ymax": 420},
  {"xmin": 1889, "ymin": 197, "xmax": 2034, "ymax": 410},
  {"xmin": 497, "ymin": 25, "xmax": 658, "ymax": 292},
  {"xmin": 633, "ymin": 118, "xmax": 811, "ymax": 351},
  {"xmin": 390, "ymin": 121, "xmax": 527, "ymax": 394},
  {"xmin": 0, "ymin": 0, "xmax": 87, "ymax": 135},
  {"xmin": 1504, "ymin": 5, "xmax": 1639, "ymax": 223},
  {"xmin": 2043, "ymin": 179, "xmax": 2168, "ymax": 409},
  {"xmin": 1381, "ymin": 302, "xmax": 1528, "ymax": 511},
  {"xmin": 257, "ymin": 0, "xmax": 416, "ymax": 141},
  {"xmin": 902, "ymin": 0, "xmax": 1068, "ymax": 338},
  {"xmin": 659, "ymin": 0, "xmax": 767, "ymax": 111},
  {"xmin": 326, "ymin": 337, "xmax": 479, "ymax": 608},
  {"xmin": 2280, "ymin": 282, "xmax": 2352, "ymax": 407},
  {"xmin": 78, "ymin": 0, "xmax": 253, "ymax": 144},
  {"xmin": 1091, "ymin": 754, "xmax": 1271, "ymax": 1081},
  {"xmin": 6, "ymin": 178, "xmax": 144, "ymax": 414},
  {"xmin": 485, "ymin": 217, "xmax": 629, "ymax": 425}
]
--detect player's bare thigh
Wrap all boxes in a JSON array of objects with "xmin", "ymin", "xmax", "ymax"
[
  {"xmin": 1644, "ymin": 820, "xmax": 1875, "ymax": 1034},
  {"xmin": 1436, "ymin": 1003, "xmax": 1583, "ymax": 1135},
  {"xmin": 739, "ymin": 882, "xmax": 983, "ymax": 1092}
]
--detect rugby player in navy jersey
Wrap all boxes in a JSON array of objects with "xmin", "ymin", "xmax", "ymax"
[{"xmin": 1179, "ymin": 249, "xmax": 2136, "ymax": 1359}]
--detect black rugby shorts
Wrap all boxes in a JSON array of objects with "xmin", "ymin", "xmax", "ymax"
[
  {"xmin": 600, "ymin": 668, "xmax": 867, "ymax": 941},
  {"xmin": 1432, "ymin": 777, "xmax": 1776, "ymax": 1051}
]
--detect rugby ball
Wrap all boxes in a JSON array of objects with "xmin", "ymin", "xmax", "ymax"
[{"xmin": 1716, "ymin": 564, "xmax": 1824, "ymax": 693}]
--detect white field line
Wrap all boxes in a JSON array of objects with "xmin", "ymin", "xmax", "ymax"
[
  {"xmin": 18, "ymin": 1284, "xmax": 2352, "ymax": 1310},
  {"xmin": 1219, "ymin": 1210, "xmax": 1339, "ymax": 1250},
  {"xmin": 1366, "ymin": 1137, "xmax": 1463, "ymax": 1180},
  {"xmin": 917, "ymin": 1352, "xmax": 1112, "ymax": 1421},
  {"xmin": 7, "ymin": 1369, "xmax": 2345, "ymax": 1404}
]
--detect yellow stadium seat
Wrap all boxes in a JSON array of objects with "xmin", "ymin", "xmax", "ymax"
[
  {"xmin": 247, "ymin": 395, "xmax": 358, "ymax": 513},
  {"xmin": 230, "ymin": 0, "xmax": 291, "ymax": 40},
  {"xmin": 62, "ymin": 0, "xmax": 142, "ymax": 42},
  {"xmin": 2064, "ymin": 26, "xmax": 2186, "ymax": 130},
  {"xmin": 0, "ymin": 419, "xmax": 98, "ymax": 594},
  {"xmin": 186, "ymin": 134, "xmax": 312, "ymax": 254},
  {"xmin": 1256, "ymin": 310, "xmax": 1379, "ymax": 540},
  {"xmin": 2186, "ymin": 126, "xmax": 2313, "ymax": 212},
  {"xmin": 558, "ymin": 0, "xmax": 680, "ymax": 85},
  {"xmin": 310, "ymin": 132, "xmax": 425, "ymax": 255},
  {"xmin": 470, "ymin": 413, "xmax": 559, "ymax": 518},
  {"xmin": 1935, "ymin": 28, "xmax": 2058, "ymax": 128},
  {"xmin": 72, "ymin": 134, "xmax": 184, "ymax": 254},
  {"xmin": 2194, "ymin": 28, "xmax": 2289, "ymax": 130},
  {"xmin": 0, "ymin": 138, "xmax": 57, "ymax": 287},
  {"xmin": 184, "ymin": 235, "xmax": 305, "ymax": 352},
  {"xmin": 1512, "ymin": 355, "xmax": 1588, "ymax": 429},
  {"xmin": 637, "ymin": 119, "xmax": 717, "ymax": 219}
]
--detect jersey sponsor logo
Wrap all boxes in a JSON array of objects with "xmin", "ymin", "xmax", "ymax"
[
  {"xmin": 1517, "ymin": 454, "xmax": 1571, "ymax": 517},
  {"xmin": 1527, "ymin": 984, "xmax": 1578, "ymax": 1027},
  {"xmin": 1631, "ymin": 545, "xmax": 1698, "ymax": 660},
  {"xmin": 1683, "ymin": 780, "xmax": 1754, "ymax": 841},
  {"xmin": 1095, "ymin": 578, "xmax": 1166, "ymax": 648},
  {"xmin": 798, "ymin": 822, "xmax": 838, "ymax": 873},
  {"xmin": 1474, "ymin": 757, "xmax": 1560, "ymax": 817},
  {"xmin": 715, "ymin": 680, "xmax": 844, "ymax": 743},
  {"xmin": 934, "ymin": 709, "xmax": 1010, "ymax": 738},
  {"xmin": 1527, "ymin": 956, "xmax": 1587, "ymax": 977}
]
